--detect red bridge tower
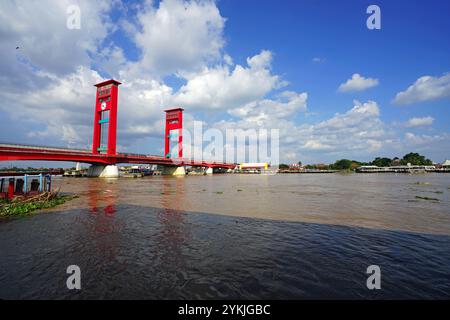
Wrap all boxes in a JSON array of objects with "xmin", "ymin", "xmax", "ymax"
[
  {"xmin": 92, "ymin": 79, "xmax": 121, "ymax": 156},
  {"xmin": 164, "ymin": 108, "xmax": 184, "ymax": 158}
]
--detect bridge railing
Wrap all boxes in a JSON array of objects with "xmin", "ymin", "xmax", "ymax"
[
  {"xmin": 0, "ymin": 142, "xmax": 90, "ymax": 153},
  {"xmin": 1, "ymin": 143, "xmax": 237, "ymax": 167},
  {"xmin": 117, "ymin": 153, "xmax": 236, "ymax": 165},
  {"xmin": 118, "ymin": 152, "xmax": 161, "ymax": 157}
]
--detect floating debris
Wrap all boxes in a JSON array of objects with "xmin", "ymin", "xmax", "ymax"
[
  {"xmin": 415, "ymin": 182, "xmax": 431, "ymax": 186},
  {"xmin": 215, "ymin": 191, "xmax": 224, "ymax": 195},
  {"xmin": 416, "ymin": 190, "xmax": 445, "ymax": 194},
  {"xmin": 415, "ymin": 196, "xmax": 440, "ymax": 201}
]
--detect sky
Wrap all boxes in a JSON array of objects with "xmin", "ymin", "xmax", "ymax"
[{"xmin": 1, "ymin": 0, "xmax": 450, "ymax": 167}]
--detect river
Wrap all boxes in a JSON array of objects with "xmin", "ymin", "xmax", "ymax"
[{"xmin": 0, "ymin": 173, "xmax": 449, "ymax": 299}]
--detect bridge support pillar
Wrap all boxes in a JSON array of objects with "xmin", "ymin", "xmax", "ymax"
[
  {"xmin": 162, "ymin": 166, "xmax": 186, "ymax": 176},
  {"xmin": 205, "ymin": 167, "xmax": 213, "ymax": 175},
  {"xmin": 87, "ymin": 165, "xmax": 119, "ymax": 178}
]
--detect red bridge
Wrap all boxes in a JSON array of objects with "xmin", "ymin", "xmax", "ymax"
[{"xmin": 0, "ymin": 79, "xmax": 236, "ymax": 177}]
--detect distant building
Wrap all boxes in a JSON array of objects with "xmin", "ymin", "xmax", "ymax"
[
  {"xmin": 239, "ymin": 163, "xmax": 269, "ymax": 170},
  {"xmin": 442, "ymin": 160, "xmax": 450, "ymax": 168},
  {"xmin": 356, "ymin": 165, "xmax": 389, "ymax": 173},
  {"xmin": 356, "ymin": 165, "xmax": 436, "ymax": 173},
  {"xmin": 391, "ymin": 158, "xmax": 401, "ymax": 166}
]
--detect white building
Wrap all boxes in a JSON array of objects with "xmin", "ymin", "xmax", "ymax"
[{"xmin": 442, "ymin": 160, "xmax": 450, "ymax": 168}]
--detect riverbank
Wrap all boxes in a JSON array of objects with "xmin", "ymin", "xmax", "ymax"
[{"xmin": 0, "ymin": 192, "xmax": 77, "ymax": 217}]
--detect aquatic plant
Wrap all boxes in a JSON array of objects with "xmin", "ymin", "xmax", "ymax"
[
  {"xmin": 415, "ymin": 181, "xmax": 431, "ymax": 185},
  {"xmin": 0, "ymin": 192, "xmax": 77, "ymax": 217}
]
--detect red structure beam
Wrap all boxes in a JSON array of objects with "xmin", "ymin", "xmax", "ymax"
[
  {"xmin": 164, "ymin": 107, "xmax": 184, "ymax": 159},
  {"xmin": 0, "ymin": 145, "xmax": 236, "ymax": 169},
  {"xmin": 92, "ymin": 80, "xmax": 121, "ymax": 155}
]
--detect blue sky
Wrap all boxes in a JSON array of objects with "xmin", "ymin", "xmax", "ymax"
[
  {"xmin": 1, "ymin": 0, "xmax": 450, "ymax": 167},
  {"xmin": 218, "ymin": 0, "xmax": 450, "ymax": 127}
]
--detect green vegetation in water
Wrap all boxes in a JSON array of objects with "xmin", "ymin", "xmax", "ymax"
[
  {"xmin": 414, "ymin": 189, "xmax": 444, "ymax": 194},
  {"xmin": 237, "ymin": 189, "xmax": 243, "ymax": 192},
  {"xmin": 415, "ymin": 195, "xmax": 440, "ymax": 202},
  {"xmin": 215, "ymin": 191, "xmax": 224, "ymax": 195},
  {"xmin": 415, "ymin": 181, "xmax": 431, "ymax": 186},
  {"xmin": 0, "ymin": 192, "xmax": 77, "ymax": 217}
]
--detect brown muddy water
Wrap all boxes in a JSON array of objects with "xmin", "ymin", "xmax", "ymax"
[{"xmin": 0, "ymin": 173, "xmax": 449, "ymax": 299}]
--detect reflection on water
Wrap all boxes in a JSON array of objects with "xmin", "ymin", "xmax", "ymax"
[{"xmin": 0, "ymin": 174, "xmax": 449, "ymax": 299}]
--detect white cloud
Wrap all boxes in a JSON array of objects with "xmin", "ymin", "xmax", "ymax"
[
  {"xmin": 0, "ymin": 0, "xmax": 112, "ymax": 79},
  {"xmin": 129, "ymin": 0, "xmax": 226, "ymax": 77},
  {"xmin": 29, "ymin": 124, "xmax": 82, "ymax": 147},
  {"xmin": 393, "ymin": 73, "xmax": 450, "ymax": 105},
  {"xmin": 303, "ymin": 140, "xmax": 333, "ymax": 150},
  {"xmin": 215, "ymin": 99, "xmax": 386, "ymax": 162},
  {"xmin": 0, "ymin": 23, "xmax": 291, "ymax": 151},
  {"xmin": 1, "ymin": 66, "xmax": 103, "ymax": 119},
  {"xmin": 338, "ymin": 73, "xmax": 379, "ymax": 92},
  {"xmin": 1, "ymin": 66, "xmax": 104, "ymax": 147},
  {"xmin": 0, "ymin": 0, "xmax": 227, "ymax": 149},
  {"xmin": 404, "ymin": 132, "xmax": 444, "ymax": 145},
  {"xmin": 1, "ymin": 0, "xmax": 388, "ymax": 161},
  {"xmin": 224, "ymin": 54, "xmax": 233, "ymax": 66},
  {"xmin": 0, "ymin": 0, "xmax": 114, "ymax": 149},
  {"xmin": 174, "ymin": 50, "xmax": 286, "ymax": 110},
  {"xmin": 312, "ymin": 57, "xmax": 325, "ymax": 63},
  {"xmin": 228, "ymin": 91, "xmax": 308, "ymax": 124},
  {"xmin": 299, "ymin": 100, "xmax": 385, "ymax": 153},
  {"xmin": 405, "ymin": 116, "xmax": 434, "ymax": 128},
  {"xmin": 1, "ymin": 0, "xmax": 449, "ymax": 164}
]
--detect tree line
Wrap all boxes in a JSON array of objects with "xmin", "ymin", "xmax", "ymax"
[{"xmin": 280, "ymin": 152, "xmax": 433, "ymax": 171}]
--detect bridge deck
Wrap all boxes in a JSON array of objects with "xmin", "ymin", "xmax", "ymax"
[{"xmin": 0, "ymin": 144, "xmax": 236, "ymax": 169}]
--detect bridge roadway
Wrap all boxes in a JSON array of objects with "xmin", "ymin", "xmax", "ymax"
[{"xmin": 0, "ymin": 144, "xmax": 236, "ymax": 169}]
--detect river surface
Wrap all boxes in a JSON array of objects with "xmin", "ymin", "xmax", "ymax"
[{"xmin": 0, "ymin": 173, "xmax": 449, "ymax": 299}]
